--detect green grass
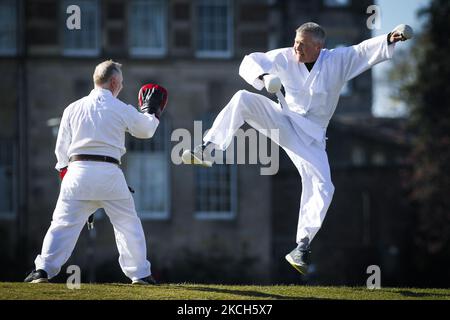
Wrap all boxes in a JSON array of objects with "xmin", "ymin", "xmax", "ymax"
[{"xmin": 1, "ymin": 282, "xmax": 449, "ymax": 300}]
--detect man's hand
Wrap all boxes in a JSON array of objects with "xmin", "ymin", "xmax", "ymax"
[
  {"xmin": 263, "ymin": 74, "xmax": 282, "ymax": 94},
  {"xmin": 389, "ymin": 24, "xmax": 414, "ymax": 44},
  {"xmin": 389, "ymin": 31, "xmax": 405, "ymax": 44},
  {"xmin": 141, "ymin": 87, "xmax": 163, "ymax": 117},
  {"xmin": 138, "ymin": 84, "xmax": 168, "ymax": 119}
]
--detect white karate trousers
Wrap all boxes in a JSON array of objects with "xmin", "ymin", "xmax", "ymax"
[
  {"xmin": 204, "ymin": 90, "xmax": 335, "ymax": 245},
  {"xmin": 34, "ymin": 164, "xmax": 151, "ymax": 281}
]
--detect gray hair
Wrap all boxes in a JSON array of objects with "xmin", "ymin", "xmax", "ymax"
[
  {"xmin": 296, "ymin": 22, "xmax": 326, "ymax": 46},
  {"xmin": 93, "ymin": 59, "xmax": 122, "ymax": 85}
]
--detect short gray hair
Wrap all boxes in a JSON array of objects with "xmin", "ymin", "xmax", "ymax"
[
  {"xmin": 296, "ymin": 22, "xmax": 326, "ymax": 46},
  {"xmin": 93, "ymin": 59, "xmax": 122, "ymax": 85}
]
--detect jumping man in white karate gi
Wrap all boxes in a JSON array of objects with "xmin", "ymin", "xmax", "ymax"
[
  {"xmin": 182, "ymin": 22, "xmax": 411, "ymax": 275},
  {"xmin": 25, "ymin": 60, "xmax": 168, "ymax": 284}
]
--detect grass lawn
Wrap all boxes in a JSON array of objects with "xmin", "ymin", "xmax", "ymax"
[{"xmin": 1, "ymin": 282, "xmax": 449, "ymax": 300}]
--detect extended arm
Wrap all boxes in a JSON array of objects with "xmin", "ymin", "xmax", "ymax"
[
  {"xmin": 340, "ymin": 25, "xmax": 412, "ymax": 82},
  {"xmin": 125, "ymin": 106, "xmax": 160, "ymax": 139},
  {"xmin": 125, "ymin": 83, "xmax": 169, "ymax": 139},
  {"xmin": 339, "ymin": 34, "xmax": 396, "ymax": 82}
]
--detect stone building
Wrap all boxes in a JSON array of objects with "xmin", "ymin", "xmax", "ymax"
[{"xmin": 0, "ymin": 0, "xmax": 412, "ymax": 285}]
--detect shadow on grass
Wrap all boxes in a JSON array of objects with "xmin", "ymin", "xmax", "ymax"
[
  {"xmin": 328, "ymin": 286, "xmax": 450, "ymax": 299},
  {"xmin": 394, "ymin": 290, "xmax": 450, "ymax": 299},
  {"xmin": 177, "ymin": 285, "xmax": 331, "ymax": 300}
]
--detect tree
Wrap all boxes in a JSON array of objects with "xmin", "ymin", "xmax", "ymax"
[{"xmin": 398, "ymin": 0, "xmax": 450, "ymax": 285}]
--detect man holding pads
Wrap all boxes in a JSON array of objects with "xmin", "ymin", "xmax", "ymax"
[{"xmin": 25, "ymin": 60, "xmax": 168, "ymax": 284}]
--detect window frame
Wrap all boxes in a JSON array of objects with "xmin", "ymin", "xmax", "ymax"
[
  {"xmin": 61, "ymin": 0, "xmax": 101, "ymax": 57},
  {"xmin": 195, "ymin": 0, "xmax": 234, "ymax": 59},
  {"xmin": 323, "ymin": 0, "xmax": 350, "ymax": 7},
  {"xmin": 0, "ymin": 0, "xmax": 17, "ymax": 56},
  {"xmin": 194, "ymin": 162, "xmax": 238, "ymax": 220},
  {"xmin": 128, "ymin": 0, "xmax": 168, "ymax": 58},
  {"xmin": 124, "ymin": 116, "xmax": 171, "ymax": 220},
  {"xmin": 194, "ymin": 114, "xmax": 238, "ymax": 220}
]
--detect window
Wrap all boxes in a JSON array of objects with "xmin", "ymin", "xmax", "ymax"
[
  {"xmin": 129, "ymin": 0, "xmax": 167, "ymax": 57},
  {"xmin": 0, "ymin": 0, "xmax": 17, "ymax": 55},
  {"xmin": 195, "ymin": 114, "xmax": 237, "ymax": 220},
  {"xmin": 195, "ymin": 163, "xmax": 237, "ymax": 220},
  {"xmin": 324, "ymin": 0, "xmax": 350, "ymax": 7},
  {"xmin": 105, "ymin": 1, "xmax": 126, "ymax": 50},
  {"xmin": 62, "ymin": 0, "xmax": 100, "ymax": 56},
  {"xmin": 196, "ymin": 0, "xmax": 233, "ymax": 58},
  {"xmin": 125, "ymin": 117, "xmax": 170, "ymax": 219},
  {"xmin": 0, "ymin": 139, "xmax": 15, "ymax": 217}
]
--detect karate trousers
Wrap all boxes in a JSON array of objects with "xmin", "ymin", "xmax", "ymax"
[
  {"xmin": 204, "ymin": 90, "xmax": 335, "ymax": 244},
  {"xmin": 34, "ymin": 167, "xmax": 151, "ymax": 281}
]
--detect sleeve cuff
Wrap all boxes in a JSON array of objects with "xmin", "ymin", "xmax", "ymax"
[
  {"xmin": 55, "ymin": 163, "xmax": 68, "ymax": 171},
  {"xmin": 387, "ymin": 32, "xmax": 393, "ymax": 45},
  {"xmin": 239, "ymin": 54, "xmax": 272, "ymax": 91}
]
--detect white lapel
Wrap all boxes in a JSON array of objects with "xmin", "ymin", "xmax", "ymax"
[
  {"xmin": 296, "ymin": 62, "xmax": 309, "ymax": 85},
  {"xmin": 302, "ymin": 49, "xmax": 325, "ymax": 88},
  {"xmin": 285, "ymin": 48, "xmax": 308, "ymax": 86}
]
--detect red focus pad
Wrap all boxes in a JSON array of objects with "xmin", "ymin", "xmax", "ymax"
[
  {"xmin": 138, "ymin": 83, "xmax": 168, "ymax": 111},
  {"xmin": 59, "ymin": 167, "xmax": 68, "ymax": 180}
]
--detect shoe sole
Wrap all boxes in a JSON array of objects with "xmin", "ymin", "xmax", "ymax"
[
  {"xmin": 285, "ymin": 254, "xmax": 307, "ymax": 275},
  {"xmin": 30, "ymin": 278, "xmax": 49, "ymax": 283},
  {"xmin": 181, "ymin": 150, "xmax": 212, "ymax": 167},
  {"xmin": 131, "ymin": 280, "xmax": 157, "ymax": 285}
]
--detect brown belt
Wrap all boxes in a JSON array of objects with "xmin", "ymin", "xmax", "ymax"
[{"xmin": 69, "ymin": 154, "xmax": 120, "ymax": 165}]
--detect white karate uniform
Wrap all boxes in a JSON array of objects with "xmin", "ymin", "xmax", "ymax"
[
  {"xmin": 204, "ymin": 35, "xmax": 396, "ymax": 245},
  {"xmin": 35, "ymin": 88, "xmax": 160, "ymax": 281}
]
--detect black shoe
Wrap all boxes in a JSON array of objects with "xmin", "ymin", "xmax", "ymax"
[
  {"xmin": 285, "ymin": 247, "xmax": 311, "ymax": 275},
  {"xmin": 132, "ymin": 275, "xmax": 158, "ymax": 285},
  {"xmin": 24, "ymin": 269, "xmax": 49, "ymax": 283}
]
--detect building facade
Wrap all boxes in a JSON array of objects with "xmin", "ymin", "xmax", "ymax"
[{"xmin": 0, "ymin": 0, "xmax": 413, "ymax": 285}]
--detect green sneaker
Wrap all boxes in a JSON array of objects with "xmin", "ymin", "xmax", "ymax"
[{"xmin": 285, "ymin": 247, "xmax": 310, "ymax": 275}]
